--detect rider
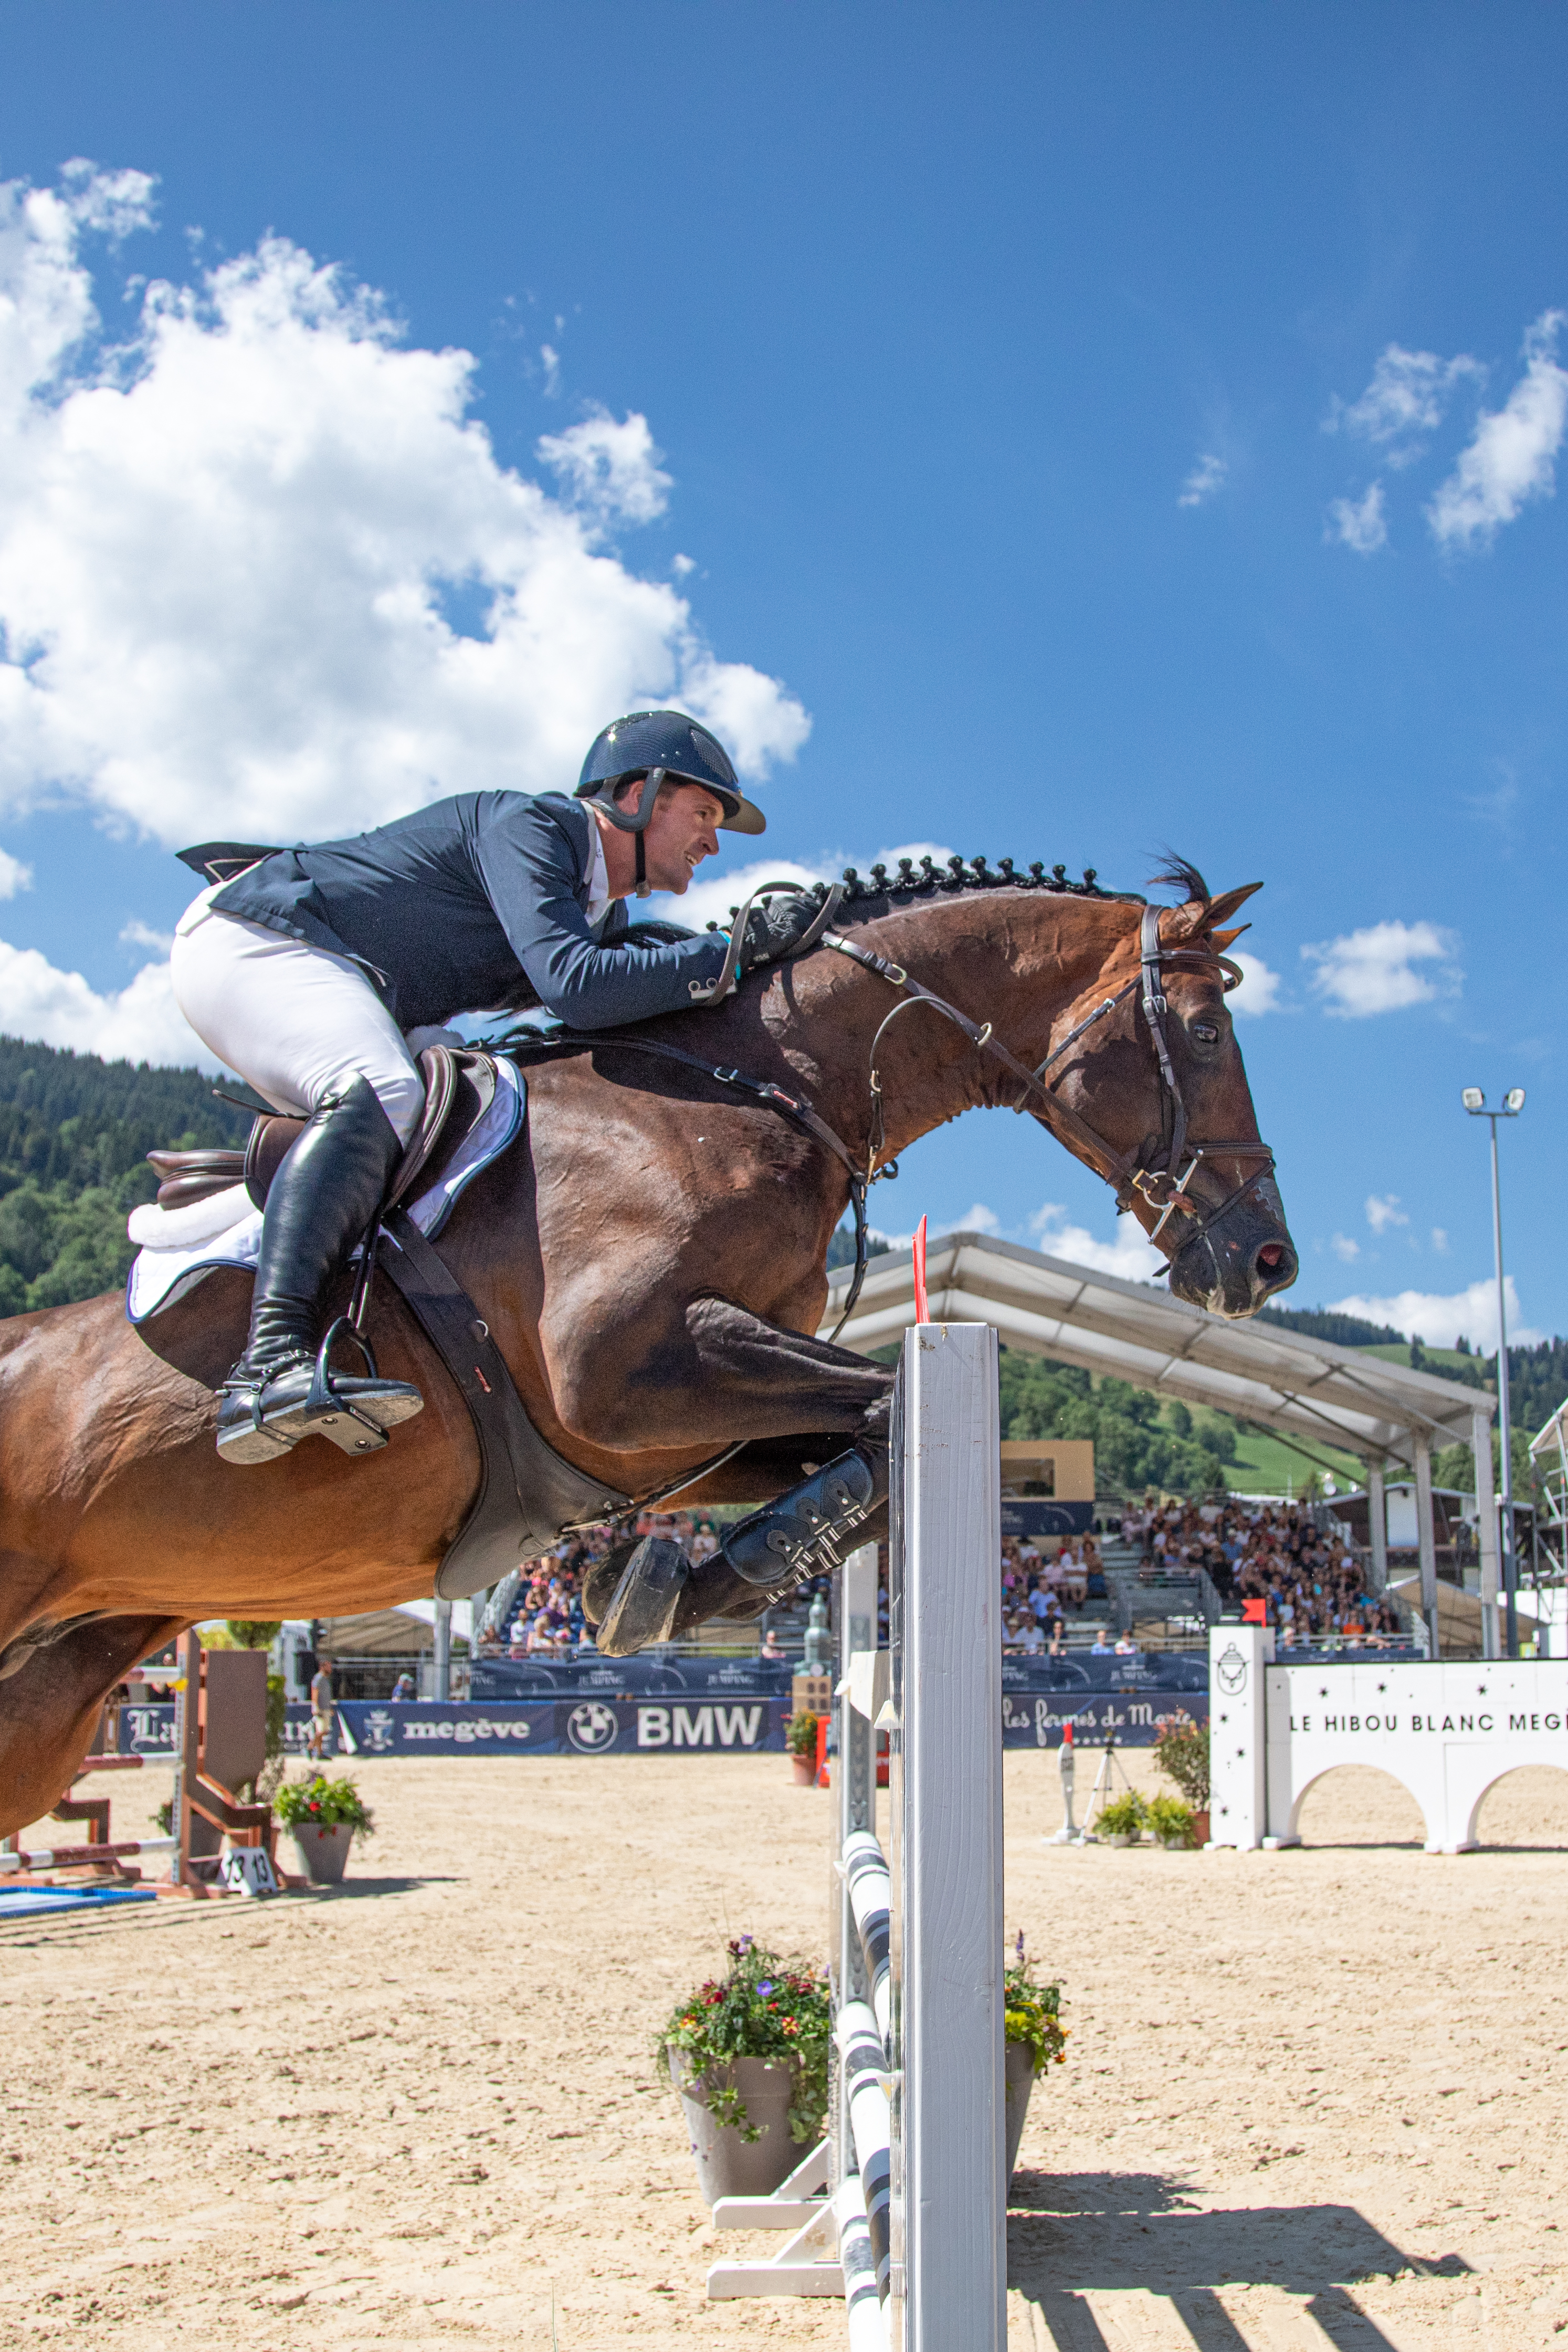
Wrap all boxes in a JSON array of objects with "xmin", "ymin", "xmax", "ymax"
[{"xmin": 170, "ymin": 710, "xmax": 820, "ymax": 1467}]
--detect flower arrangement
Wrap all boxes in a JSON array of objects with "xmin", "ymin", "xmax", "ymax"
[
  {"xmin": 1153, "ymin": 1714, "xmax": 1209, "ymax": 1809},
  {"xmin": 659, "ymin": 1936, "xmax": 831, "ymax": 2144},
  {"xmin": 272, "ymin": 1773, "xmax": 375, "ymax": 1841},
  {"xmin": 784, "ymin": 1710, "xmax": 821, "ymax": 1759},
  {"xmin": 1096, "ymin": 1790, "xmax": 1148, "ymax": 1840},
  {"xmin": 1005, "ymin": 1935, "xmax": 1067, "ymax": 2075}
]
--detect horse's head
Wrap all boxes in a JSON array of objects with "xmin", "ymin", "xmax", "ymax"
[{"xmin": 1027, "ymin": 865, "xmax": 1298, "ymax": 1319}]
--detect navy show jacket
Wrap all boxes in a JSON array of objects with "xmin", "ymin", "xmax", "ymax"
[{"xmin": 209, "ymin": 791, "xmax": 729, "ymax": 1032}]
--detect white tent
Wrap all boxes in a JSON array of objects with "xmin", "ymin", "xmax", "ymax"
[{"xmin": 820, "ymin": 1229, "xmax": 1501, "ymax": 1653}]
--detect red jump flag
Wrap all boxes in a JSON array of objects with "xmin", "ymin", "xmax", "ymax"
[
  {"xmin": 913, "ymin": 1214, "xmax": 930, "ymax": 1323},
  {"xmin": 1241, "ymin": 1598, "xmax": 1268, "ymax": 1625}
]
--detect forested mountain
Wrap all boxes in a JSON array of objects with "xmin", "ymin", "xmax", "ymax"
[{"xmin": 0, "ymin": 1036, "xmax": 247, "ymax": 1317}]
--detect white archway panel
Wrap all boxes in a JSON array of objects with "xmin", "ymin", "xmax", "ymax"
[{"xmin": 1209, "ymin": 1626, "xmax": 1568, "ymax": 1853}]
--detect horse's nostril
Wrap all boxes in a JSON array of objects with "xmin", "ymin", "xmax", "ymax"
[{"xmin": 1257, "ymin": 1243, "xmax": 1285, "ymax": 1270}]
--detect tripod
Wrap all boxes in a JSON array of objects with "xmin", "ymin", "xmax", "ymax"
[{"xmin": 1077, "ymin": 1728, "xmax": 1140, "ymax": 1843}]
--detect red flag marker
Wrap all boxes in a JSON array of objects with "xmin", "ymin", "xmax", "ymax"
[
  {"xmin": 913, "ymin": 1214, "xmax": 930, "ymax": 1322},
  {"xmin": 1241, "ymin": 1598, "xmax": 1268, "ymax": 1625}
]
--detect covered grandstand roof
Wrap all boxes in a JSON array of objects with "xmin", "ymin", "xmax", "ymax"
[{"xmin": 820, "ymin": 1230, "xmax": 1491, "ymax": 1467}]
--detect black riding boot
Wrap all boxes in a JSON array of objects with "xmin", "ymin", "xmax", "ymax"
[{"xmin": 215, "ymin": 1076, "xmax": 424, "ymax": 1466}]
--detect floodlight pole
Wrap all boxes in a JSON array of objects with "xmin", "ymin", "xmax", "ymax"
[{"xmin": 1464, "ymin": 1093, "xmax": 1523, "ymax": 1658}]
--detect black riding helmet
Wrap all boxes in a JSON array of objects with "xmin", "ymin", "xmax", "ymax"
[{"xmin": 575, "ymin": 710, "xmax": 765, "ymax": 898}]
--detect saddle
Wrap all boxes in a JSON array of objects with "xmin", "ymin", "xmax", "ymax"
[
  {"xmin": 142, "ymin": 1044, "xmax": 629, "ymax": 1599},
  {"xmin": 146, "ymin": 1043, "xmax": 483, "ymax": 1222}
]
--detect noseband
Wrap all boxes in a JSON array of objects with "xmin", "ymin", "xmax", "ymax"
[{"xmin": 823, "ymin": 901, "xmax": 1276, "ymax": 1272}]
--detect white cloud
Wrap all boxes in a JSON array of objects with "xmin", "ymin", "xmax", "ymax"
[
  {"xmin": 1329, "ymin": 1233, "xmax": 1361, "ymax": 1263},
  {"xmin": 1177, "ymin": 453, "xmax": 1226, "ymax": 508},
  {"xmin": 1325, "ymin": 482, "xmax": 1387, "ymax": 554},
  {"xmin": 120, "ymin": 916, "xmax": 173, "ymax": 952},
  {"xmin": 1328, "ymin": 1277, "xmax": 1541, "ymax": 1351},
  {"xmin": 938, "ymin": 1203, "xmax": 1001, "ymax": 1237},
  {"xmin": 1431, "ymin": 1226, "xmax": 1450, "ymax": 1256},
  {"xmin": 1029, "ymin": 1202, "xmax": 1164, "ymax": 1283},
  {"xmin": 1227, "ymin": 950, "xmax": 1281, "ymax": 1015},
  {"xmin": 0, "ymin": 163, "xmax": 808, "ymax": 851},
  {"xmin": 0, "ymin": 933, "xmax": 216, "ymax": 1066},
  {"xmin": 1326, "ymin": 342, "xmax": 1483, "ymax": 465},
  {"xmin": 538, "ymin": 343, "xmax": 561, "ymax": 397},
  {"xmin": 536, "ymin": 406, "xmax": 671, "ymax": 525},
  {"xmin": 1427, "ymin": 311, "xmax": 1568, "ymax": 552},
  {"xmin": 0, "ymin": 846, "xmax": 31, "ymax": 897},
  {"xmin": 671, "ymin": 553, "xmax": 695, "ymax": 578},
  {"xmin": 1301, "ymin": 919, "xmax": 1462, "ymax": 1017},
  {"xmin": 1365, "ymin": 1193, "xmax": 1408, "ymax": 1234}
]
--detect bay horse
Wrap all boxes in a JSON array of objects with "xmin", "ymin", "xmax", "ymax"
[{"xmin": 0, "ymin": 856, "xmax": 1296, "ymax": 1832}]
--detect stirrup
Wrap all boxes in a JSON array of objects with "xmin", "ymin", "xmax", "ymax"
[{"xmin": 296, "ymin": 1317, "xmax": 423, "ymax": 1455}]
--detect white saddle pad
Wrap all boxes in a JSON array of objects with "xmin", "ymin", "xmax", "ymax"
[{"xmin": 125, "ymin": 1057, "xmax": 525, "ymax": 1325}]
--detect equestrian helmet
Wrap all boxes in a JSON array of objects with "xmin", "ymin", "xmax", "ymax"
[{"xmin": 575, "ymin": 710, "xmax": 765, "ymax": 835}]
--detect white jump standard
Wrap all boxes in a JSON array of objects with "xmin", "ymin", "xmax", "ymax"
[{"xmin": 707, "ymin": 1322, "xmax": 1007, "ymax": 2350}]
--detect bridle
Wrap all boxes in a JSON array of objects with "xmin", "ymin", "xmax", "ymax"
[
  {"xmin": 499, "ymin": 889, "xmax": 1275, "ymax": 1524},
  {"xmin": 820, "ymin": 898, "xmax": 1276, "ymax": 1268}
]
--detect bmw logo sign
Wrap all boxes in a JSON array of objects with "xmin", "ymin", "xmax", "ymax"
[{"xmin": 566, "ymin": 1699, "xmax": 620, "ymax": 1754}]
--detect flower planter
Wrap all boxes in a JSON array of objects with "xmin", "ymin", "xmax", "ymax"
[
  {"xmin": 668, "ymin": 2050, "xmax": 799, "ymax": 2204},
  {"xmin": 289, "ymin": 1822, "xmax": 353, "ymax": 1885},
  {"xmin": 790, "ymin": 1756, "xmax": 818, "ymax": 1787},
  {"xmin": 1004, "ymin": 2038, "xmax": 1037, "ymax": 2183},
  {"xmin": 1100, "ymin": 1831, "xmax": 1137, "ymax": 1847},
  {"xmin": 1191, "ymin": 1810, "xmax": 1211, "ymax": 1845}
]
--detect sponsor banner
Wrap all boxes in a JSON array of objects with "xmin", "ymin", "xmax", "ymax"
[
  {"xmin": 1003, "ymin": 1690, "xmax": 1207, "ymax": 1748},
  {"xmin": 1001, "ymin": 1655, "xmax": 1208, "ymax": 1697},
  {"xmin": 469, "ymin": 1656, "xmax": 791, "ymax": 1702}
]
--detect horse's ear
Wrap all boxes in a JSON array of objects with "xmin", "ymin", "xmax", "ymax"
[
  {"xmin": 1201, "ymin": 881, "xmax": 1262, "ymax": 931},
  {"xmin": 1209, "ymin": 923, "xmax": 1251, "ymax": 950}
]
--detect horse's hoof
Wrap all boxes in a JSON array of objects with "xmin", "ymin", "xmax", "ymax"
[{"xmin": 595, "ymin": 1538, "xmax": 689, "ymax": 1657}]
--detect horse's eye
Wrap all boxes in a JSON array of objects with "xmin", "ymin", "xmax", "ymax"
[{"xmin": 1192, "ymin": 1022, "xmax": 1219, "ymax": 1045}]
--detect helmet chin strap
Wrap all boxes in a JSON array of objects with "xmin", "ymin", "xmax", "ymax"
[{"xmin": 582, "ymin": 768, "xmax": 666, "ymax": 900}]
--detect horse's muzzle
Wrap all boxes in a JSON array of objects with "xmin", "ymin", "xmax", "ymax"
[{"xmin": 1166, "ymin": 1173, "xmax": 1298, "ymax": 1320}]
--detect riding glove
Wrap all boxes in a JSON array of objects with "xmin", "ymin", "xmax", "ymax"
[{"xmin": 734, "ymin": 890, "xmax": 825, "ymax": 976}]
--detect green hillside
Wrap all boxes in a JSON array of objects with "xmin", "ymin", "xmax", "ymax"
[{"xmin": 0, "ymin": 1035, "xmax": 248, "ymax": 1317}]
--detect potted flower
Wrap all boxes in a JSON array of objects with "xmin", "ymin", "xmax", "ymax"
[
  {"xmin": 272, "ymin": 1773, "xmax": 374, "ymax": 1885},
  {"xmin": 1146, "ymin": 1794, "xmax": 1196, "ymax": 1850},
  {"xmin": 1153, "ymin": 1714, "xmax": 1210, "ymax": 1844},
  {"xmin": 1095, "ymin": 1791, "xmax": 1148, "ymax": 1846},
  {"xmin": 1004, "ymin": 1936, "xmax": 1068, "ymax": 2182},
  {"xmin": 659, "ymin": 1936, "xmax": 830, "ymax": 2204},
  {"xmin": 785, "ymin": 1710, "xmax": 821, "ymax": 1787}
]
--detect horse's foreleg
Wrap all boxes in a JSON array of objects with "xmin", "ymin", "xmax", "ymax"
[
  {"xmin": 587, "ymin": 1296, "xmax": 895, "ymax": 1654},
  {"xmin": 0, "ymin": 1611, "xmax": 185, "ymax": 1839}
]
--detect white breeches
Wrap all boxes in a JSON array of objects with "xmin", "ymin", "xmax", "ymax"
[{"xmin": 170, "ymin": 887, "xmax": 426, "ymax": 1146}]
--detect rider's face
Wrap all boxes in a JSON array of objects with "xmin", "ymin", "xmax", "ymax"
[{"xmin": 607, "ymin": 776, "xmax": 724, "ymax": 895}]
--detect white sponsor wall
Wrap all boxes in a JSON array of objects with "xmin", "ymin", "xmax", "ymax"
[{"xmin": 1209, "ymin": 1625, "xmax": 1568, "ymax": 1854}]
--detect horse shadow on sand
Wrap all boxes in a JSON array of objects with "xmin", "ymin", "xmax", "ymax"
[{"xmin": 1007, "ymin": 2168, "xmax": 1470, "ymax": 2350}]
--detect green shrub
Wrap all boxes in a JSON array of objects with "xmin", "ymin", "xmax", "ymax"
[
  {"xmin": 1146, "ymin": 1794, "xmax": 1196, "ymax": 1846},
  {"xmin": 1096, "ymin": 1791, "xmax": 1148, "ymax": 1839}
]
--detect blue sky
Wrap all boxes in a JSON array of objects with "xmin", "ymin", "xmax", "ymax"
[{"xmin": 0, "ymin": 5, "xmax": 1564, "ymax": 1348}]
